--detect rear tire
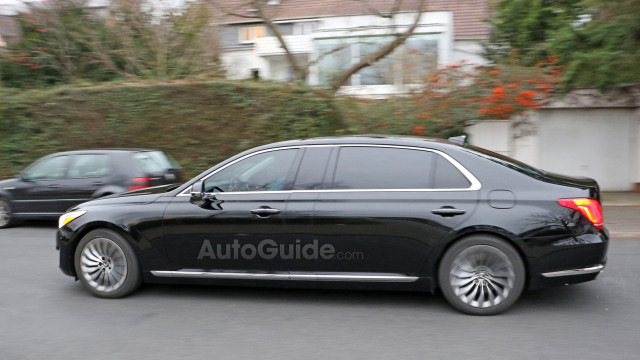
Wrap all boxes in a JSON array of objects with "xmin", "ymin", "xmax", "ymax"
[
  {"xmin": 438, "ymin": 235, "xmax": 525, "ymax": 315},
  {"xmin": 74, "ymin": 229, "xmax": 142, "ymax": 298}
]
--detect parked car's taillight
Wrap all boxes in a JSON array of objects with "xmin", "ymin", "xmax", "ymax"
[
  {"xmin": 128, "ymin": 177, "xmax": 152, "ymax": 191},
  {"xmin": 557, "ymin": 198, "xmax": 604, "ymax": 229}
]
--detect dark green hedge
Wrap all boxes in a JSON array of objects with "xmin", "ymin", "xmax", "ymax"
[{"xmin": 0, "ymin": 81, "xmax": 345, "ymax": 178}]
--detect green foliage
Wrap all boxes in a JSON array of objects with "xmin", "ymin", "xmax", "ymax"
[
  {"xmin": 337, "ymin": 96, "xmax": 467, "ymax": 139},
  {"xmin": 486, "ymin": 0, "xmax": 583, "ymax": 66},
  {"xmin": 550, "ymin": 0, "xmax": 640, "ymax": 90},
  {"xmin": 486, "ymin": 0, "xmax": 640, "ymax": 90},
  {"xmin": 0, "ymin": 0, "xmax": 223, "ymax": 89},
  {"xmin": 0, "ymin": 81, "xmax": 343, "ymax": 178}
]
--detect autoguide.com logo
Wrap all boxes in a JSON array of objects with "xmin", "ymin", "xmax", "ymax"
[{"xmin": 197, "ymin": 239, "xmax": 364, "ymax": 261}]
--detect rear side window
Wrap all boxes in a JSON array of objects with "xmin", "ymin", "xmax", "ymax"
[
  {"xmin": 68, "ymin": 154, "xmax": 111, "ymax": 178},
  {"xmin": 332, "ymin": 147, "xmax": 435, "ymax": 189}
]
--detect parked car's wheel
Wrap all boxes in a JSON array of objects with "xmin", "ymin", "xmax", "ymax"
[
  {"xmin": 74, "ymin": 229, "xmax": 142, "ymax": 298},
  {"xmin": 438, "ymin": 235, "xmax": 525, "ymax": 315},
  {"xmin": 0, "ymin": 198, "xmax": 14, "ymax": 229}
]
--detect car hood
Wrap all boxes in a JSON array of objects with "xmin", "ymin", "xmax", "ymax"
[
  {"xmin": 74, "ymin": 184, "xmax": 177, "ymax": 209},
  {"xmin": 0, "ymin": 178, "xmax": 19, "ymax": 190}
]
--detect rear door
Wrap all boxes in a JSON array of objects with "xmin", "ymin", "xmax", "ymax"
[
  {"xmin": 302, "ymin": 145, "xmax": 480, "ymax": 277},
  {"xmin": 62, "ymin": 153, "xmax": 113, "ymax": 205}
]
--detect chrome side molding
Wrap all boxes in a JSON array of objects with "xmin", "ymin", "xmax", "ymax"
[
  {"xmin": 541, "ymin": 264, "xmax": 604, "ymax": 278},
  {"xmin": 151, "ymin": 270, "xmax": 419, "ymax": 282}
]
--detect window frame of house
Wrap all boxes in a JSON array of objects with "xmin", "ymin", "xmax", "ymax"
[
  {"xmin": 315, "ymin": 34, "xmax": 439, "ymax": 87},
  {"xmin": 238, "ymin": 26, "xmax": 266, "ymax": 44}
]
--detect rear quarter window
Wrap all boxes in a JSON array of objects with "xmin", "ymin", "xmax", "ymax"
[
  {"xmin": 433, "ymin": 154, "xmax": 471, "ymax": 189},
  {"xmin": 133, "ymin": 151, "xmax": 179, "ymax": 174}
]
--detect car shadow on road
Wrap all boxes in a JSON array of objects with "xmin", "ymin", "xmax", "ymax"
[{"xmin": 130, "ymin": 281, "xmax": 603, "ymax": 314}]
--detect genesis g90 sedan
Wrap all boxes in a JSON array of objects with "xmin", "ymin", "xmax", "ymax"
[{"xmin": 56, "ymin": 136, "xmax": 608, "ymax": 315}]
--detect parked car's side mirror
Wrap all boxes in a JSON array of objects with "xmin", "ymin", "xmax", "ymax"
[{"xmin": 189, "ymin": 181, "xmax": 205, "ymax": 206}]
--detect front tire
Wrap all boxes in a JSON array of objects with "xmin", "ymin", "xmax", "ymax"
[
  {"xmin": 0, "ymin": 198, "xmax": 14, "ymax": 229},
  {"xmin": 74, "ymin": 229, "xmax": 142, "ymax": 298},
  {"xmin": 438, "ymin": 235, "xmax": 525, "ymax": 315}
]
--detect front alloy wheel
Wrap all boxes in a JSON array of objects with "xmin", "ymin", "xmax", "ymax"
[
  {"xmin": 439, "ymin": 235, "xmax": 525, "ymax": 315},
  {"xmin": 0, "ymin": 198, "xmax": 14, "ymax": 228},
  {"xmin": 74, "ymin": 229, "xmax": 142, "ymax": 298}
]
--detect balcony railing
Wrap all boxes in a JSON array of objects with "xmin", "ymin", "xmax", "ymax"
[{"xmin": 255, "ymin": 35, "xmax": 312, "ymax": 56}]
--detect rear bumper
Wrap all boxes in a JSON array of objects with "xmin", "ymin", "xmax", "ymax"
[
  {"xmin": 525, "ymin": 229, "xmax": 608, "ymax": 290},
  {"xmin": 541, "ymin": 264, "xmax": 604, "ymax": 278}
]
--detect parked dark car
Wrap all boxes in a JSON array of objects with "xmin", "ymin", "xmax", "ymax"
[
  {"xmin": 0, "ymin": 149, "xmax": 183, "ymax": 228},
  {"xmin": 56, "ymin": 136, "xmax": 607, "ymax": 315}
]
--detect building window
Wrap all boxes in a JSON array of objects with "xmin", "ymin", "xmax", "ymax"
[
  {"xmin": 239, "ymin": 26, "xmax": 266, "ymax": 44},
  {"xmin": 316, "ymin": 34, "xmax": 439, "ymax": 87},
  {"xmin": 293, "ymin": 22, "xmax": 317, "ymax": 35}
]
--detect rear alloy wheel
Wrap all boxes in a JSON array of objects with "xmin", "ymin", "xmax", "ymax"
[
  {"xmin": 0, "ymin": 198, "xmax": 14, "ymax": 229},
  {"xmin": 439, "ymin": 235, "xmax": 525, "ymax": 315},
  {"xmin": 74, "ymin": 229, "xmax": 142, "ymax": 298}
]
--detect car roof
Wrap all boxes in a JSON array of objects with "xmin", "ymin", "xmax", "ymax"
[
  {"xmin": 47, "ymin": 148, "xmax": 163, "ymax": 156},
  {"xmin": 254, "ymin": 135, "xmax": 464, "ymax": 152}
]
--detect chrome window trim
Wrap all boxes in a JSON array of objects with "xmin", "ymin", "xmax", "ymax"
[
  {"xmin": 151, "ymin": 270, "xmax": 418, "ymax": 282},
  {"xmin": 177, "ymin": 144, "xmax": 481, "ymax": 197}
]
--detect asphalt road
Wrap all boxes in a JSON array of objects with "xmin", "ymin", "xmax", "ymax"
[{"xmin": 1, "ymin": 225, "xmax": 639, "ymax": 360}]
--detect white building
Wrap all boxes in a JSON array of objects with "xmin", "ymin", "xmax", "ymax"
[{"xmin": 216, "ymin": 0, "xmax": 490, "ymax": 96}]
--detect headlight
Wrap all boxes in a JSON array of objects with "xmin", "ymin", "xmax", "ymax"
[{"xmin": 58, "ymin": 210, "xmax": 87, "ymax": 229}]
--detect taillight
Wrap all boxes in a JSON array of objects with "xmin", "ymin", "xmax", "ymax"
[
  {"xmin": 557, "ymin": 198, "xmax": 604, "ymax": 229},
  {"xmin": 128, "ymin": 177, "xmax": 152, "ymax": 191}
]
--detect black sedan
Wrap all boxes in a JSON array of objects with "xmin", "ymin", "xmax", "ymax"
[{"xmin": 56, "ymin": 136, "xmax": 608, "ymax": 315}]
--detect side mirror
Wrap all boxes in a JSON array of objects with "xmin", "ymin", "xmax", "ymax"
[{"xmin": 189, "ymin": 181, "xmax": 205, "ymax": 206}]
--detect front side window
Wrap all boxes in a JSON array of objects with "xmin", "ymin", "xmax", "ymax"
[
  {"xmin": 332, "ymin": 147, "xmax": 435, "ymax": 189},
  {"xmin": 68, "ymin": 154, "xmax": 111, "ymax": 178},
  {"xmin": 204, "ymin": 149, "xmax": 298, "ymax": 192},
  {"xmin": 23, "ymin": 155, "xmax": 70, "ymax": 181}
]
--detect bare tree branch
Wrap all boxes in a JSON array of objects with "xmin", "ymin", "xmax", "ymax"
[
  {"xmin": 331, "ymin": 0, "xmax": 426, "ymax": 91},
  {"xmin": 249, "ymin": 0, "xmax": 307, "ymax": 80}
]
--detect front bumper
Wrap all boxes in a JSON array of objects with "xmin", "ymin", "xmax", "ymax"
[{"xmin": 57, "ymin": 229, "xmax": 76, "ymax": 277}]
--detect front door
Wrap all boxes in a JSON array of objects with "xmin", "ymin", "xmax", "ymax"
[
  {"xmin": 11, "ymin": 155, "xmax": 71, "ymax": 216},
  {"xmin": 161, "ymin": 148, "xmax": 300, "ymax": 272}
]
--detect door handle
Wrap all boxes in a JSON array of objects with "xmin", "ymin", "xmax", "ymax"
[
  {"xmin": 250, "ymin": 207, "xmax": 281, "ymax": 217},
  {"xmin": 431, "ymin": 207, "xmax": 466, "ymax": 217}
]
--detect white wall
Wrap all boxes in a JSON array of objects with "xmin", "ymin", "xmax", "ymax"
[
  {"xmin": 467, "ymin": 109, "xmax": 640, "ymax": 191},
  {"xmin": 538, "ymin": 108, "xmax": 638, "ymax": 191},
  {"xmin": 451, "ymin": 40, "xmax": 487, "ymax": 66},
  {"xmin": 466, "ymin": 120, "xmax": 511, "ymax": 155},
  {"xmin": 221, "ymin": 50, "xmax": 267, "ymax": 80}
]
